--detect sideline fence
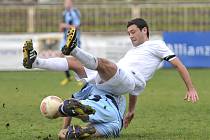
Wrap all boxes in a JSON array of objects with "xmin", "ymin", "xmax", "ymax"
[{"xmin": 0, "ymin": 2, "xmax": 210, "ymax": 33}]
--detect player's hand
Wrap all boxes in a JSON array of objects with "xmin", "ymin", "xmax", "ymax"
[
  {"xmin": 59, "ymin": 23, "xmax": 66, "ymax": 32},
  {"xmin": 58, "ymin": 129, "xmax": 67, "ymax": 140},
  {"xmin": 60, "ymin": 23, "xmax": 76, "ymax": 31},
  {"xmin": 124, "ymin": 111, "xmax": 134, "ymax": 128},
  {"xmin": 184, "ymin": 87, "xmax": 199, "ymax": 103}
]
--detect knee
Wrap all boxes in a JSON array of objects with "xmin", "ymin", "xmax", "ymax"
[
  {"xmin": 58, "ymin": 99, "xmax": 94, "ymax": 122},
  {"xmin": 67, "ymin": 57, "xmax": 85, "ymax": 74},
  {"xmin": 97, "ymin": 58, "xmax": 117, "ymax": 72},
  {"xmin": 58, "ymin": 100, "xmax": 75, "ymax": 117},
  {"xmin": 59, "ymin": 99, "xmax": 83, "ymax": 117}
]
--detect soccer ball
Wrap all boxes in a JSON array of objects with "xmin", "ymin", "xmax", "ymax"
[{"xmin": 40, "ymin": 96, "xmax": 63, "ymax": 119}]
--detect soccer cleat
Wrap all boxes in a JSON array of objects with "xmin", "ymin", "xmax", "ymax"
[
  {"xmin": 60, "ymin": 78, "xmax": 71, "ymax": 86},
  {"xmin": 60, "ymin": 99, "xmax": 95, "ymax": 121},
  {"xmin": 60, "ymin": 76, "xmax": 75, "ymax": 86},
  {"xmin": 61, "ymin": 27, "xmax": 77, "ymax": 55},
  {"xmin": 22, "ymin": 39, "xmax": 37, "ymax": 69},
  {"xmin": 65, "ymin": 125, "xmax": 96, "ymax": 140},
  {"xmin": 77, "ymin": 81, "xmax": 84, "ymax": 87}
]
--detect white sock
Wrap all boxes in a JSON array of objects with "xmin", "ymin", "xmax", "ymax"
[
  {"xmin": 71, "ymin": 48, "xmax": 98, "ymax": 70},
  {"xmin": 32, "ymin": 57, "xmax": 69, "ymax": 71}
]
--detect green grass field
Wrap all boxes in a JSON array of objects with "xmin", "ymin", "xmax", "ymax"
[{"xmin": 0, "ymin": 69, "xmax": 209, "ymax": 140}]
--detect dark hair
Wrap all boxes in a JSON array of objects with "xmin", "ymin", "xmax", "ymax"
[{"xmin": 127, "ymin": 18, "xmax": 149, "ymax": 38}]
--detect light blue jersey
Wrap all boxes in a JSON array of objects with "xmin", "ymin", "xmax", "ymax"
[{"xmin": 72, "ymin": 84, "xmax": 126, "ymax": 137}]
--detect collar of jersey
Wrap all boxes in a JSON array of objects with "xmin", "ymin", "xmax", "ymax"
[{"xmin": 135, "ymin": 40, "xmax": 149, "ymax": 48}]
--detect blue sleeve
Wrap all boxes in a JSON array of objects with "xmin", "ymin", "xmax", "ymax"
[{"xmin": 61, "ymin": 11, "xmax": 65, "ymax": 22}]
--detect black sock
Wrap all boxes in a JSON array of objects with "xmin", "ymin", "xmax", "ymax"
[{"xmin": 65, "ymin": 71, "xmax": 70, "ymax": 79}]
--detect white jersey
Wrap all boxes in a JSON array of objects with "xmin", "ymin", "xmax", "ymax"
[
  {"xmin": 117, "ymin": 40, "xmax": 175, "ymax": 82},
  {"xmin": 78, "ymin": 40, "xmax": 175, "ymax": 96}
]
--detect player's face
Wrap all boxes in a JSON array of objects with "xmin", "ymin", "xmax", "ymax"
[
  {"xmin": 64, "ymin": 0, "xmax": 73, "ymax": 10},
  {"xmin": 127, "ymin": 24, "xmax": 148, "ymax": 47}
]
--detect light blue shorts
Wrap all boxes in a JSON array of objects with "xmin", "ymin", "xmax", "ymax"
[
  {"xmin": 72, "ymin": 84, "xmax": 123, "ymax": 137},
  {"xmin": 81, "ymin": 97, "xmax": 121, "ymax": 137}
]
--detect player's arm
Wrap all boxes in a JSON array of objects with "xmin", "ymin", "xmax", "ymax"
[
  {"xmin": 59, "ymin": 13, "xmax": 79, "ymax": 31},
  {"xmin": 59, "ymin": 23, "xmax": 76, "ymax": 32},
  {"xmin": 124, "ymin": 94, "xmax": 137, "ymax": 128},
  {"xmin": 60, "ymin": 10, "xmax": 81, "ymax": 30},
  {"xmin": 169, "ymin": 57, "xmax": 199, "ymax": 103},
  {"xmin": 62, "ymin": 117, "xmax": 72, "ymax": 129},
  {"xmin": 58, "ymin": 115, "xmax": 72, "ymax": 139}
]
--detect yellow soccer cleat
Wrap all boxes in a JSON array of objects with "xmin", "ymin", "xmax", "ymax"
[
  {"xmin": 22, "ymin": 39, "xmax": 37, "ymax": 69},
  {"xmin": 60, "ymin": 76, "xmax": 75, "ymax": 86},
  {"xmin": 59, "ymin": 99, "xmax": 95, "ymax": 122},
  {"xmin": 60, "ymin": 78, "xmax": 71, "ymax": 86},
  {"xmin": 61, "ymin": 26, "xmax": 77, "ymax": 55},
  {"xmin": 77, "ymin": 81, "xmax": 84, "ymax": 87},
  {"xmin": 65, "ymin": 125, "xmax": 96, "ymax": 140}
]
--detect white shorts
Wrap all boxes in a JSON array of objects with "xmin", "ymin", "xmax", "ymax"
[
  {"xmin": 75, "ymin": 67, "xmax": 146, "ymax": 96},
  {"xmin": 95, "ymin": 68, "xmax": 135, "ymax": 95}
]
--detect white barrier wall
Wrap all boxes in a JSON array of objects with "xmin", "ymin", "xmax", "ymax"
[
  {"xmin": 0, "ymin": 33, "xmax": 61, "ymax": 71},
  {"xmin": 0, "ymin": 33, "xmax": 162, "ymax": 71},
  {"xmin": 0, "ymin": 35, "xmax": 30, "ymax": 70}
]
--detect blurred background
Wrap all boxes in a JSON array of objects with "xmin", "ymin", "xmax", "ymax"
[{"xmin": 0, "ymin": 0, "xmax": 210, "ymax": 70}]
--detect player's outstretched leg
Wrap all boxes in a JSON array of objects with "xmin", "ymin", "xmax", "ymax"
[
  {"xmin": 59, "ymin": 99, "xmax": 96, "ymax": 122},
  {"xmin": 65, "ymin": 125, "xmax": 96, "ymax": 140},
  {"xmin": 61, "ymin": 27, "xmax": 77, "ymax": 55},
  {"xmin": 22, "ymin": 39, "xmax": 37, "ymax": 69}
]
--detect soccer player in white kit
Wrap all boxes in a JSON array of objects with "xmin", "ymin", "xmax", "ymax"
[{"xmin": 23, "ymin": 18, "xmax": 199, "ymax": 136}]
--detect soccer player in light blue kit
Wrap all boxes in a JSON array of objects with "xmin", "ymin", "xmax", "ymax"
[
  {"xmin": 60, "ymin": 0, "xmax": 81, "ymax": 49},
  {"xmin": 22, "ymin": 42, "xmax": 126, "ymax": 139},
  {"xmin": 57, "ymin": 83, "xmax": 126, "ymax": 139},
  {"xmin": 59, "ymin": 0, "xmax": 81, "ymax": 86}
]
